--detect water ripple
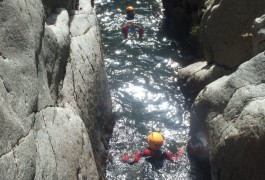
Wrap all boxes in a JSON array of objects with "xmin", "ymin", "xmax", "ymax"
[{"xmin": 96, "ymin": 0, "xmax": 193, "ymax": 179}]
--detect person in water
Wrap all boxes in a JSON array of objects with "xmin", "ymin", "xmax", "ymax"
[
  {"xmin": 122, "ymin": 132, "xmax": 183, "ymax": 165},
  {"xmin": 121, "ymin": 6, "xmax": 144, "ymax": 38}
]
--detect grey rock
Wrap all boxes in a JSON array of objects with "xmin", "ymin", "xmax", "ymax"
[
  {"xmin": 58, "ymin": 2, "xmax": 112, "ymax": 171},
  {"xmin": 34, "ymin": 107, "xmax": 99, "ymax": 180},
  {"xmin": 187, "ymin": 131, "xmax": 209, "ymax": 162},
  {"xmin": 0, "ymin": 0, "xmax": 43, "ymax": 158},
  {"xmin": 39, "ymin": 8, "xmax": 70, "ymax": 106},
  {"xmin": 178, "ymin": 61, "xmax": 232, "ymax": 98},
  {"xmin": 0, "ymin": 151, "xmax": 17, "ymax": 180},
  {"xmin": 42, "ymin": 0, "xmax": 75, "ymax": 15},
  {"xmin": 252, "ymin": 14, "xmax": 265, "ymax": 55},
  {"xmin": 193, "ymin": 52, "xmax": 265, "ymax": 179},
  {"xmin": 0, "ymin": 0, "xmax": 111, "ymax": 179},
  {"xmin": 201, "ymin": 0, "xmax": 265, "ymax": 68}
]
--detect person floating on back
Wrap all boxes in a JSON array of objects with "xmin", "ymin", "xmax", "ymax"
[
  {"xmin": 122, "ymin": 132, "xmax": 183, "ymax": 165},
  {"xmin": 121, "ymin": 6, "xmax": 144, "ymax": 39}
]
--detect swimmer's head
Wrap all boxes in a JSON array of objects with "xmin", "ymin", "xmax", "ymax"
[
  {"xmin": 126, "ymin": 6, "xmax": 135, "ymax": 19},
  {"xmin": 126, "ymin": 6, "xmax": 134, "ymax": 13},
  {"xmin": 147, "ymin": 132, "xmax": 164, "ymax": 150}
]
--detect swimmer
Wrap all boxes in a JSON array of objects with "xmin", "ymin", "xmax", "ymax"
[
  {"xmin": 121, "ymin": 6, "xmax": 144, "ymax": 38},
  {"xmin": 122, "ymin": 132, "xmax": 183, "ymax": 165}
]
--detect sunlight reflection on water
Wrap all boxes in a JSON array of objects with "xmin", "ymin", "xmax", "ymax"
[{"xmin": 96, "ymin": 0, "xmax": 193, "ymax": 179}]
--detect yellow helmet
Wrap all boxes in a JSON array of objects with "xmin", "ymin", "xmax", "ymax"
[
  {"xmin": 147, "ymin": 132, "xmax": 163, "ymax": 150},
  {"xmin": 126, "ymin": 6, "xmax": 134, "ymax": 13}
]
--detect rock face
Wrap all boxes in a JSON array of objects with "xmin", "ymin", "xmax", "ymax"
[
  {"xmin": 162, "ymin": 0, "xmax": 205, "ymax": 54},
  {"xmin": 162, "ymin": 0, "xmax": 265, "ymax": 179},
  {"xmin": 193, "ymin": 52, "xmax": 265, "ymax": 179},
  {"xmin": 201, "ymin": 0, "xmax": 265, "ymax": 68},
  {"xmin": 0, "ymin": 0, "xmax": 112, "ymax": 179},
  {"xmin": 176, "ymin": 0, "xmax": 265, "ymax": 96},
  {"xmin": 252, "ymin": 14, "xmax": 265, "ymax": 55},
  {"xmin": 162, "ymin": 0, "xmax": 204, "ymax": 37},
  {"xmin": 177, "ymin": 61, "xmax": 232, "ymax": 98}
]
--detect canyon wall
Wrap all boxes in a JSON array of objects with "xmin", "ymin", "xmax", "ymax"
[
  {"xmin": 163, "ymin": 0, "xmax": 265, "ymax": 179},
  {"xmin": 0, "ymin": 0, "xmax": 112, "ymax": 179}
]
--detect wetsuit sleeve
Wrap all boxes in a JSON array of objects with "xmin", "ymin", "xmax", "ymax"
[
  {"xmin": 131, "ymin": 151, "xmax": 142, "ymax": 164},
  {"xmin": 122, "ymin": 153, "xmax": 129, "ymax": 162},
  {"xmin": 143, "ymin": 149, "xmax": 151, "ymax": 157},
  {"xmin": 164, "ymin": 148, "xmax": 183, "ymax": 161},
  {"xmin": 122, "ymin": 151, "xmax": 142, "ymax": 165},
  {"xmin": 171, "ymin": 148, "xmax": 183, "ymax": 161},
  {"xmin": 174, "ymin": 148, "xmax": 183, "ymax": 160},
  {"xmin": 165, "ymin": 151, "xmax": 173, "ymax": 160},
  {"xmin": 121, "ymin": 24, "xmax": 128, "ymax": 38}
]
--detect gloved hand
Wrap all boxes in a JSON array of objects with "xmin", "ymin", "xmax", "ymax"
[{"xmin": 122, "ymin": 153, "xmax": 129, "ymax": 162}]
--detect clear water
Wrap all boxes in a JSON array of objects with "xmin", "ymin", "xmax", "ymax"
[{"xmin": 96, "ymin": 0, "xmax": 198, "ymax": 179}]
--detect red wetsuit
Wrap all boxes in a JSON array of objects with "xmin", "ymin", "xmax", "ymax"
[{"xmin": 122, "ymin": 147, "xmax": 183, "ymax": 165}]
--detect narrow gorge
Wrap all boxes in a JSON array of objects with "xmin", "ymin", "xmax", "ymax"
[{"xmin": 0, "ymin": 0, "xmax": 265, "ymax": 179}]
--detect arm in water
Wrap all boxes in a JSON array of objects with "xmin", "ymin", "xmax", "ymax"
[
  {"xmin": 122, "ymin": 148, "xmax": 183, "ymax": 164},
  {"xmin": 167, "ymin": 147, "xmax": 183, "ymax": 161},
  {"xmin": 122, "ymin": 132, "xmax": 183, "ymax": 165},
  {"xmin": 122, "ymin": 151, "xmax": 142, "ymax": 165}
]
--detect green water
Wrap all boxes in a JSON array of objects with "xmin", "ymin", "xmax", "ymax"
[{"xmin": 95, "ymin": 0, "xmax": 203, "ymax": 179}]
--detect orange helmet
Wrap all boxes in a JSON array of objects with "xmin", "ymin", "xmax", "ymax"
[
  {"xmin": 147, "ymin": 132, "xmax": 164, "ymax": 150},
  {"xmin": 126, "ymin": 6, "xmax": 134, "ymax": 13}
]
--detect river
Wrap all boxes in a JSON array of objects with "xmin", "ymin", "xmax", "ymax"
[{"xmin": 95, "ymin": 0, "xmax": 206, "ymax": 179}]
